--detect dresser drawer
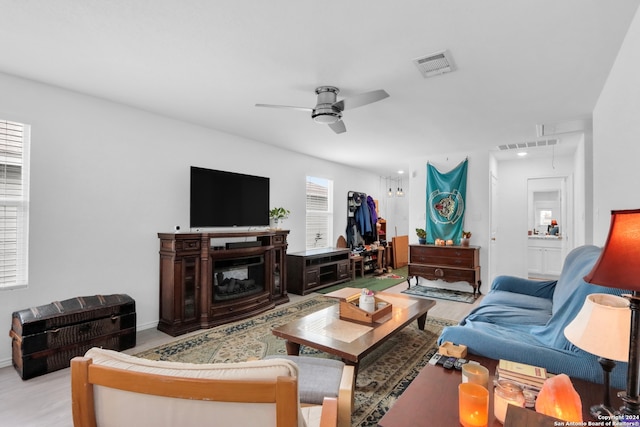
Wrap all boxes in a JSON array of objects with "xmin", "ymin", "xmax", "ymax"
[
  {"xmin": 409, "ymin": 264, "xmax": 477, "ymax": 283},
  {"xmin": 176, "ymin": 239, "xmax": 201, "ymax": 252},
  {"xmin": 410, "ymin": 246, "xmax": 476, "ymax": 268}
]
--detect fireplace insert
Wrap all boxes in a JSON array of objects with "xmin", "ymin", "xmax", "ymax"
[{"xmin": 212, "ymin": 255, "xmax": 265, "ymax": 302}]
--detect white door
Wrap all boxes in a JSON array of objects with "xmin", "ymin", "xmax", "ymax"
[{"xmin": 489, "ymin": 173, "xmax": 499, "ymax": 287}]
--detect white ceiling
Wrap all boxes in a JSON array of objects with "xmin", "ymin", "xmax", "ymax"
[{"xmin": 1, "ymin": 1, "xmax": 638, "ymax": 176}]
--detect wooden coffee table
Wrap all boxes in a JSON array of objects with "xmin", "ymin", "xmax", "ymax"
[
  {"xmin": 271, "ymin": 289, "xmax": 436, "ymax": 376},
  {"xmin": 378, "ymin": 354, "xmax": 619, "ymax": 426}
]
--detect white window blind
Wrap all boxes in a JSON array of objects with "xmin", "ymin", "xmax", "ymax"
[
  {"xmin": 0, "ymin": 120, "xmax": 29, "ymax": 289},
  {"xmin": 306, "ymin": 176, "xmax": 333, "ymax": 249}
]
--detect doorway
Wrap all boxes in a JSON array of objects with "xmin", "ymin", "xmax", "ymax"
[{"xmin": 526, "ymin": 177, "xmax": 570, "ymax": 279}]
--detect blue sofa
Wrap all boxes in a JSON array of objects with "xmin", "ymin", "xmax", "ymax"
[{"xmin": 438, "ymin": 245, "xmax": 629, "ymax": 389}]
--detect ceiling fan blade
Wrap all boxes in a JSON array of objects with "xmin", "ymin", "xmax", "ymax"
[
  {"xmin": 333, "ymin": 89, "xmax": 389, "ymax": 111},
  {"xmin": 329, "ymin": 120, "xmax": 346, "ymax": 134},
  {"xmin": 255, "ymin": 103, "xmax": 313, "ymax": 112}
]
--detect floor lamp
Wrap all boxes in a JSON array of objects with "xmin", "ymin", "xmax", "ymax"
[
  {"xmin": 583, "ymin": 209, "xmax": 640, "ymax": 416},
  {"xmin": 564, "ymin": 293, "xmax": 630, "ymax": 417}
]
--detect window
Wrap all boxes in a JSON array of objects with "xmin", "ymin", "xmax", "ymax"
[
  {"xmin": 306, "ymin": 176, "xmax": 333, "ymax": 249},
  {"xmin": 0, "ymin": 120, "xmax": 29, "ymax": 289},
  {"xmin": 538, "ymin": 209, "xmax": 553, "ymax": 226}
]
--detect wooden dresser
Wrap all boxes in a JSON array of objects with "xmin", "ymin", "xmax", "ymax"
[{"xmin": 408, "ymin": 244, "xmax": 481, "ymax": 297}]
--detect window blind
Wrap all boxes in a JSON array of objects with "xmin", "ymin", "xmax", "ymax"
[
  {"xmin": 0, "ymin": 120, "xmax": 29, "ymax": 288},
  {"xmin": 305, "ymin": 177, "xmax": 333, "ymax": 249}
]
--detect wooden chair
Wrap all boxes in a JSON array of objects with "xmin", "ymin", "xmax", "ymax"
[{"xmin": 70, "ymin": 348, "xmax": 337, "ymax": 427}]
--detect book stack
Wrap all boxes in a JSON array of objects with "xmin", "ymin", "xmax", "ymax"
[{"xmin": 496, "ymin": 359, "xmax": 549, "ymax": 395}]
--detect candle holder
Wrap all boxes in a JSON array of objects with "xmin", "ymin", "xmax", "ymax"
[
  {"xmin": 462, "ymin": 363, "xmax": 489, "ymax": 389},
  {"xmin": 459, "ymin": 382, "xmax": 489, "ymax": 427},
  {"xmin": 493, "ymin": 379, "xmax": 525, "ymax": 423}
]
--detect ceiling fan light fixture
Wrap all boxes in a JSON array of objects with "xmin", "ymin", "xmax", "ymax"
[
  {"xmin": 312, "ymin": 108, "xmax": 341, "ymax": 124},
  {"xmin": 256, "ymin": 85, "xmax": 387, "ymax": 134}
]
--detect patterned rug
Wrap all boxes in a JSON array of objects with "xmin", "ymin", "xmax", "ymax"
[
  {"xmin": 402, "ymin": 284, "xmax": 476, "ymax": 304},
  {"xmin": 136, "ymin": 296, "xmax": 453, "ymax": 426}
]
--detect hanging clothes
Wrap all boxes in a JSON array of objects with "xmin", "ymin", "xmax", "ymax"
[
  {"xmin": 355, "ymin": 200, "xmax": 372, "ymax": 236},
  {"xmin": 366, "ymin": 196, "xmax": 378, "ymax": 227}
]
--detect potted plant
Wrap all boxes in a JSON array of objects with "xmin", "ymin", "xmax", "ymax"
[
  {"xmin": 461, "ymin": 230, "xmax": 472, "ymax": 247},
  {"xmin": 269, "ymin": 207, "xmax": 290, "ymax": 229},
  {"xmin": 416, "ymin": 228, "xmax": 427, "ymax": 244}
]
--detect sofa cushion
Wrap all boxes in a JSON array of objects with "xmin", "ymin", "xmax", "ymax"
[
  {"xmin": 490, "ymin": 275, "xmax": 557, "ymax": 299},
  {"xmin": 461, "ymin": 290, "xmax": 552, "ymax": 327},
  {"xmin": 265, "ymin": 355, "xmax": 345, "ymax": 405}
]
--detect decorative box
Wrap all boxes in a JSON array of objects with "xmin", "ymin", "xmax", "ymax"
[
  {"xmin": 339, "ymin": 293, "xmax": 392, "ymax": 323},
  {"xmin": 438, "ymin": 341, "xmax": 468, "ymax": 358}
]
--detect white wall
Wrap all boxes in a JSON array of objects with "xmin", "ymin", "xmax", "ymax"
[
  {"xmin": 493, "ymin": 154, "xmax": 577, "ymax": 278},
  {"xmin": 0, "ymin": 72, "xmax": 381, "ymax": 367},
  {"xmin": 593, "ymin": 7, "xmax": 640, "ymax": 244},
  {"xmin": 376, "ymin": 177, "xmax": 410, "ymax": 240}
]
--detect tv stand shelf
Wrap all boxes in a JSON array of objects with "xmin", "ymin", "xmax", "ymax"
[
  {"xmin": 157, "ymin": 229, "xmax": 289, "ymax": 336},
  {"xmin": 286, "ymin": 248, "xmax": 351, "ymax": 295}
]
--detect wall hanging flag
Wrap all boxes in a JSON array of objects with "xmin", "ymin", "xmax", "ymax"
[{"xmin": 426, "ymin": 159, "xmax": 468, "ymax": 244}]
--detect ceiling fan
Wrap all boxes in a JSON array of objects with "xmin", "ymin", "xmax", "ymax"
[{"xmin": 255, "ymin": 86, "xmax": 389, "ymax": 134}]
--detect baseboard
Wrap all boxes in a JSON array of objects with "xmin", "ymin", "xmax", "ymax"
[
  {"xmin": 0, "ymin": 357, "xmax": 12, "ymax": 369},
  {"xmin": 137, "ymin": 320, "xmax": 158, "ymax": 331}
]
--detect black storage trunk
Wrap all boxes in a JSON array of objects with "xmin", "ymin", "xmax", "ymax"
[{"xmin": 9, "ymin": 294, "xmax": 136, "ymax": 380}]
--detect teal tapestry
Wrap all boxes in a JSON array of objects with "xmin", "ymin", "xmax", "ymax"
[{"xmin": 426, "ymin": 159, "xmax": 468, "ymax": 244}]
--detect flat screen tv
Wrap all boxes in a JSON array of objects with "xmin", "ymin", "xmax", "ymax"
[{"xmin": 190, "ymin": 166, "xmax": 270, "ymax": 228}]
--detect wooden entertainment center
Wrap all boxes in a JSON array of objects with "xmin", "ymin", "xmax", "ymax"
[
  {"xmin": 157, "ymin": 230, "xmax": 289, "ymax": 336},
  {"xmin": 286, "ymin": 248, "xmax": 351, "ymax": 295}
]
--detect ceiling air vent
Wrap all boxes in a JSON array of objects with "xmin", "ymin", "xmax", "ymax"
[
  {"xmin": 497, "ymin": 139, "xmax": 560, "ymax": 151},
  {"xmin": 413, "ymin": 50, "xmax": 455, "ymax": 78}
]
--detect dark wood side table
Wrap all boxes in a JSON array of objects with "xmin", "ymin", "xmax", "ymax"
[{"xmin": 378, "ymin": 354, "xmax": 616, "ymax": 427}]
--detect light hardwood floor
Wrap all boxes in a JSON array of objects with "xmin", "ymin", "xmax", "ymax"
[{"xmin": 0, "ymin": 282, "xmax": 478, "ymax": 427}]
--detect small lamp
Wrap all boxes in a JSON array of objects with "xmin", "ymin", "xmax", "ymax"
[
  {"xmin": 583, "ymin": 209, "xmax": 640, "ymax": 415},
  {"xmin": 564, "ymin": 293, "xmax": 630, "ymax": 417}
]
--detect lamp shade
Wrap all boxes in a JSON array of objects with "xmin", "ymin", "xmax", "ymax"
[
  {"xmin": 564, "ymin": 293, "xmax": 630, "ymax": 362},
  {"xmin": 584, "ymin": 209, "xmax": 640, "ymax": 291}
]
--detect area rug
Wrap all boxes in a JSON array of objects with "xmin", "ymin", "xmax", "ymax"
[
  {"xmin": 136, "ymin": 295, "xmax": 453, "ymax": 426},
  {"xmin": 317, "ymin": 266, "xmax": 408, "ymax": 294},
  {"xmin": 402, "ymin": 284, "xmax": 476, "ymax": 304}
]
